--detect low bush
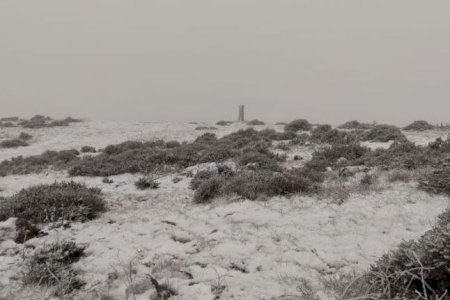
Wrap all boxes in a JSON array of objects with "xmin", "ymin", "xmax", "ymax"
[
  {"xmin": 360, "ymin": 124, "xmax": 406, "ymax": 142},
  {"xmin": 387, "ymin": 169, "xmax": 414, "ymax": 183},
  {"xmin": 19, "ymin": 132, "xmax": 33, "ymax": 141},
  {"xmin": 327, "ymin": 209, "xmax": 449, "ymax": 299},
  {"xmin": 284, "ymin": 119, "xmax": 312, "ymax": 132},
  {"xmin": 23, "ymin": 241, "xmax": 85, "ymax": 295},
  {"xmin": 0, "ymin": 116, "xmax": 19, "ymax": 122},
  {"xmin": 81, "ymin": 146, "xmax": 96, "ymax": 153},
  {"xmin": 310, "ymin": 125, "xmax": 361, "ymax": 145},
  {"xmin": 195, "ymin": 126, "xmax": 217, "ymax": 131},
  {"xmin": 0, "ymin": 121, "xmax": 15, "ymax": 127},
  {"xmin": 102, "ymin": 177, "xmax": 113, "ymax": 184},
  {"xmin": 0, "ymin": 181, "xmax": 105, "ymax": 223},
  {"xmin": 0, "ymin": 149, "xmax": 80, "ymax": 175},
  {"xmin": 19, "ymin": 115, "xmax": 82, "ymax": 128},
  {"xmin": 135, "ymin": 176, "xmax": 160, "ymax": 190},
  {"xmin": 338, "ymin": 120, "xmax": 373, "ymax": 130},
  {"xmin": 237, "ymin": 151, "xmax": 282, "ymax": 171},
  {"xmin": 247, "ymin": 119, "xmax": 265, "ymax": 126},
  {"xmin": 190, "ymin": 170, "xmax": 216, "ymax": 190},
  {"xmin": 403, "ymin": 120, "xmax": 434, "ymax": 131},
  {"xmin": 0, "ymin": 138, "xmax": 29, "ymax": 148},
  {"xmin": 193, "ymin": 167, "xmax": 324, "ymax": 203},
  {"xmin": 419, "ymin": 167, "xmax": 450, "ymax": 196},
  {"xmin": 311, "ymin": 144, "xmax": 370, "ymax": 167},
  {"xmin": 216, "ymin": 120, "xmax": 233, "ymax": 126}
]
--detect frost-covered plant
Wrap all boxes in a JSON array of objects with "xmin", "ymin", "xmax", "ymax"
[
  {"xmin": 327, "ymin": 209, "xmax": 449, "ymax": 299},
  {"xmin": 403, "ymin": 120, "xmax": 434, "ymax": 131},
  {"xmin": 23, "ymin": 241, "xmax": 85, "ymax": 296},
  {"xmin": 284, "ymin": 119, "xmax": 312, "ymax": 132},
  {"xmin": 0, "ymin": 181, "xmax": 105, "ymax": 223},
  {"xmin": 135, "ymin": 176, "xmax": 160, "ymax": 190},
  {"xmin": 0, "ymin": 138, "xmax": 29, "ymax": 148}
]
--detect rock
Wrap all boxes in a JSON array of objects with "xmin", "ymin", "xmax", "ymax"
[
  {"xmin": 0, "ymin": 218, "xmax": 17, "ymax": 242},
  {"xmin": 0, "ymin": 218, "xmax": 40, "ymax": 244}
]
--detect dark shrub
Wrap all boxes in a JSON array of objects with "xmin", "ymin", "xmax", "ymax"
[
  {"xmin": 216, "ymin": 120, "xmax": 233, "ymax": 126},
  {"xmin": 289, "ymin": 133, "xmax": 310, "ymax": 146},
  {"xmin": 237, "ymin": 151, "xmax": 282, "ymax": 171},
  {"xmin": 330, "ymin": 209, "xmax": 449, "ymax": 299},
  {"xmin": 135, "ymin": 177, "xmax": 160, "ymax": 190},
  {"xmin": 284, "ymin": 119, "xmax": 312, "ymax": 132},
  {"xmin": 193, "ymin": 177, "xmax": 224, "ymax": 203},
  {"xmin": 195, "ymin": 126, "xmax": 217, "ymax": 131},
  {"xmin": 23, "ymin": 241, "xmax": 85, "ymax": 295},
  {"xmin": 81, "ymin": 146, "xmax": 96, "ymax": 153},
  {"xmin": 0, "ymin": 121, "xmax": 15, "ymax": 127},
  {"xmin": 360, "ymin": 173, "xmax": 376, "ymax": 186},
  {"xmin": 403, "ymin": 120, "xmax": 434, "ymax": 131},
  {"xmin": 0, "ymin": 149, "xmax": 80, "ymax": 175},
  {"xmin": 338, "ymin": 120, "xmax": 373, "ymax": 130},
  {"xmin": 311, "ymin": 144, "xmax": 370, "ymax": 167},
  {"xmin": 0, "ymin": 138, "xmax": 29, "ymax": 148},
  {"xmin": 190, "ymin": 170, "xmax": 216, "ymax": 190},
  {"xmin": 102, "ymin": 177, "xmax": 113, "ymax": 184},
  {"xmin": 19, "ymin": 132, "xmax": 33, "ymax": 141},
  {"xmin": 0, "ymin": 181, "xmax": 105, "ymax": 223},
  {"xmin": 361, "ymin": 124, "xmax": 406, "ymax": 142},
  {"xmin": 259, "ymin": 129, "xmax": 296, "ymax": 141},
  {"xmin": 247, "ymin": 119, "xmax": 265, "ymax": 126},
  {"xmin": 311, "ymin": 126, "xmax": 360, "ymax": 145},
  {"xmin": 19, "ymin": 115, "xmax": 82, "ymax": 128},
  {"xmin": 0, "ymin": 117, "xmax": 19, "ymax": 122},
  {"xmin": 419, "ymin": 168, "xmax": 450, "ymax": 196}
]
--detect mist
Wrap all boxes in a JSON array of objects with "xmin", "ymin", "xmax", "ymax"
[{"xmin": 1, "ymin": 0, "xmax": 449, "ymax": 125}]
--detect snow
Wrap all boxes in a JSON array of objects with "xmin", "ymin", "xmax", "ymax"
[{"xmin": 0, "ymin": 122, "xmax": 449, "ymax": 299}]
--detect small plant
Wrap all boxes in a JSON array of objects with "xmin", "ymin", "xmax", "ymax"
[
  {"xmin": 419, "ymin": 167, "xmax": 450, "ymax": 196},
  {"xmin": 247, "ymin": 119, "xmax": 265, "ymax": 126},
  {"xmin": 388, "ymin": 169, "xmax": 413, "ymax": 183},
  {"xmin": 216, "ymin": 120, "xmax": 233, "ymax": 126},
  {"xmin": 81, "ymin": 146, "xmax": 96, "ymax": 153},
  {"xmin": 403, "ymin": 120, "xmax": 434, "ymax": 131},
  {"xmin": 360, "ymin": 173, "xmax": 376, "ymax": 186},
  {"xmin": 338, "ymin": 120, "xmax": 373, "ymax": 130},
  {"xmin": 23, "ymin": 241, "xmax": 85, "ymax": 296},
  {"xmin": 102, "ymin": 177, "xmax": 113, "ymax": 184},
  {"xmin": 0, "ymin": 138, "xmax": 29, "ymax": 148},
  {"xmin": 135, "ymin": 176, "xmax": 160, "ymax": 190},
  {"xmin": 361, "ymin": 124, "xmax": 406, "ymax": 142},
  {"xmin": 284, "ymin": 119, "xmax": 312, "ymax": 132},
  {"xmin": 18, "ymin": 132, "xmax": 33, "ymax": 141},
  {"xmin": 0, "ymin": 181, "xmax": 105, "ymax": 223}
]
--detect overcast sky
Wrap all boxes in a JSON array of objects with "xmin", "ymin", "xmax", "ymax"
[{"xmin": 1, "ymin": 0, "xmax": 449, "ymax": 125}]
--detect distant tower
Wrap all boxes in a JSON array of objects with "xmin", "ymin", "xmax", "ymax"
[{"xmin": 238, "ymin": 105, "xmax": 245, "ymax": 122}]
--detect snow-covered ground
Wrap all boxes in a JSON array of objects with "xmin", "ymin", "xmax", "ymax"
[{"xmin": 0, "ymin": 121, "xmax": 449, "ymax": 299}]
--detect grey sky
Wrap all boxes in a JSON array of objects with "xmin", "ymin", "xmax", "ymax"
[{"xmin": 1, "ymin": 0, "xmax": 449, "ymax": 125}]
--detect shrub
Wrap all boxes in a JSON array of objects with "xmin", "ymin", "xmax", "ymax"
[
  {"xmin": 216, "ymin": 120, "xmax": 233, "ymax": 126},
  {"xmin": 419, "ymin": 168, "xmax": 450, "ymax": 196},
  {"xmin": 81, "ymin": 146, "xmax": 96, "ymax": 153},
  {"xmin": 237, "ymin": 151, "xmax": 282, "ymax": 171},
  {"xmin": 360, "ymin": 124, "xmax": 406, "ymax": 142},
  {"xmin": 195, "ymin": 126, "xmax": 217, "ymax": 131},
  {"xmin": 338, "ymin": 120, "xmax": 373, "ymax": 130},
  {"xmin": 0, "ymin": 149, "xmax": 80, "ymax": 175},
  {"xmin": 289, "ymin": 133, "xmax": 310, "ymax": 146},
  {"xmin": 259, "ymin": 129, "xmax": 296, "ymax": 141},
  {"xmin": 193, "ymin": 177, "xmax": 224, "ymax": 203},
  {"xmin": 404, "ymin": 120, "xmax": 434, "ymax": 131},
  {"xmin": 311, "ymin": 144, "xmax": 370, "ymax": 167},
  {"xmin": 135, "ymin": 176, "xmax": 160, "ymax": 190},
  {"xmin": 284, "ymin": 119, "xmax": 312, "ymax": 132},
  {"xmin": 19, "ymin": 115, "xmax": 82, "ymax": 128},
  {"xmin": 360, "ymin": 173, "xmax": 376, "ymax": 186},
  {"xmin": 387, "ymin": 169, "xmax": 414, "ymax": 183},
  {"xmin": 328, "ymin": 209, "xmax": 449, "ymax": 299},
  {"xmin": 18, "ymin": 132, "xmax": 33, "ymax": 141},
  {"xmin": 0, "ymin": 121, "xmax": 15, "ymax": 127},
  {"xmin": 0, "ymin": 181, "xmax": 105, "ymax": 223},
  {"xmin": 247, "ymin": 119, "xmax": 265, "ymax": 126},
  {"xmin": 0, "ymin": 117, "xmax": 19, "ymax": 122},
  {"xmin": 23, "ymin": 241, "xmax": 85, "ymax": 295},
  {"xmin": 190, "ymin": 170, "xmax": 216, "ymax": 190},
  {"xmin": 310, "ymin": 125, "xmax": 360, "ymax": 145},
  {"xmin": 0, "ymin": 138, "xmax": 29, "ymax": 148},
  {"xmin": 102, "ymin": 177, "xmax": 113, "ymax": 184}
]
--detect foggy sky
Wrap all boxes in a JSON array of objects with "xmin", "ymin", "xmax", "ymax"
[{"xmin": 1, "ymin": 0, "xmax": 449, "ymax": 125}]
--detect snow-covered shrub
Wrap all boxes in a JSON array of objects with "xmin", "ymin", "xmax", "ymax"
[
  {"xmin": 247, "ymin": 119, "xmax": 265, "ymax": 126},
  {"xmin": 338, "ymin": 120, "xmax": 373, "ymax": 130},
  {"xmin": 311, "ymin": 144, "xmax": 370, "ymax": 167},
  {"xmin": 328, "ymin": 209, "xmax": 449, "ymax": 299},
  {"xmin": 216, "ymin": 120, "xmax": 233, "ymax": 126},
  {"xmin": 403, "ymin": 120, "xmax": 434, "ymax": 131},
  {"xmin": 18, "ymin": 132, "xmax": 32, "ymax": 141},
  {"xmin": 0, "ymin": 149, "xmax": 80, "ymax": 175},
  {"xmin": 419, "ymin": 168, "xmax": 450, "ymax": 196},
  {"xmin": 284, "ymin": 119, "xmax": 312, "ymax": 132},
  {"xmin": 23, "ymin": 241, "xmax": 85, "ymax": 296},
  {"xmin": 80, "ymin": 145, "xmax": 96, "ymax": 153},
  {"xmin": 0, "ymin": 181, "xmax": 105, "ymax": 223},
  {"xmin": 237, "ymin": 151, "xmax": 283, "ymax": 171},
  {"xmin": 0, "ymin": 138, "xmax": 29, "ymax": 148},
  {"xmin": 360, "ymin": 124, "xmax": 406, "ymax": 142},
  {"xmin": 193, "ymin": 167, "xmax": 324, "ymax": 203},
  {"xmin": 135, "ymin": 176, "xmax": 160, "ymax": 190}
]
